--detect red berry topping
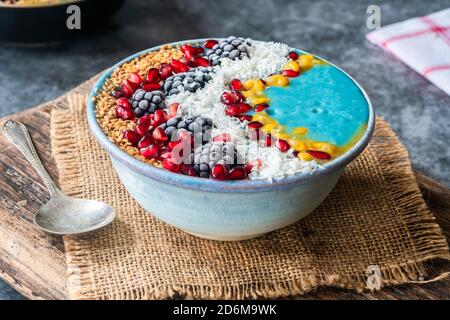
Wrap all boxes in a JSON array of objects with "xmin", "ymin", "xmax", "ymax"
[
  {"xmin": 116, "ymin": 97, "xmax": 131, "ymax": 110},
  {"xmin": 220, "ymin": 91, "xmax": 245, "ymax": 105},
  {"xmin": 237, "ymin": 103, "xmax": 252, "ymax": 113},
  {"xmin": 163, "ymin": 157, "xmax": 181, "ymax": 173},
  {"xmin": 245, "ymin": 159, "xmax": 262, "ymax": 174},
  {"xmin": 248, "ymin": 121, "xmax": 263, "ymax": 129},
  {"xmin": 189, "ymin": 56, "xmax": 210, "ymax": 67},
  {"xmin": 180, "ymin": 164, "xmax": 197, "ymax": 177},
  {"xmin": 140, "ymin": 144, "xmax": 160, "ymax": 159},
  {"xmin": 158, "ymin": 63, "xmax": 173, "ymax": 80},
  {"xmin": 288, "ymin": 51, "xmax": 299, "ymax": 60},
  {"xmin": 211, "ymin": 164, "xmax": 229, "ymax": 180},
  {"xmin": 238, "ymin": 115, "xmax": 252, "ymax": 122},
  {"xmin": 282, "ymin": 70, "xmax": 300, "ymax": 77},
  {"xmin": 213, "ymin": 133, "xmax": 231, "ymax": 142},
  {"xmin": 111, "ymin": 89, "xmax": 123, "ymax": 99},
  {"xmin": 254, "ymin": 103, "xmax": 269, "ymax": 112},
  {"xmin": 204, "ymin": 39, "xmax": 219, "ymax": 49},
  {"xmin": 307, "ymin": 150, "xmax": 331, "ymax": 160},
  {"xmin": 128, "ymin": 72, "xmax": 143, "ymax": 87},
  {"xmin": 152, "ymin": 127, "xmax": 168, "ymax": 142},
  {"xmin": 122, "ymin": 130, "xmax": 141, "ymax": 145},
  {"xmin": 120, "ymin": 79, "xmax": 135, "ymax": 98},
  {"xmin": 181, "ymin": 44, "xmax": 197, "ymax": 58},
  {"xmin": 116, "ymin": 106, "xmax": 135, "ymax": 120},
  {"xmin": 137, "ymin": 134, "xmax": 154, "ymax": 149},
  {"xmin": 170, "ymin": 59, "xmax": 190, "ymax": 73},
  {"xmin": 228, "ymin": 166, "xmax": 247, "ymax": 180},
  {"xmin": 151, "ymin": 109, "xmax": 166, "ymax": 127},
  {"xmin": 275, "ymin": 139, "xmax": 290, "ymax": 152},
  {"xmin": 230, "ymin": 79, "xmax": 243, "ymax": 91},
  {"xmin": 135, "ymin": 123, "xmax": 149, "ymax": 136},
  {"xmin": 145, "ymin": 68, "xmax": 160, "ymax": 83},
  {"xmin": 225, "ymin": 104, "xmax": 241, "ymax": 117},
  {"xmin": 137, "ymin": 114, "xmax": 152, "ymax": 127},
  {"xmin": 142, "ymin": 82, "xmax": 161, "ymax": 91},
  {"xmin": 168, "ymin": 140, "xmax": 180, "ymax": 151}
]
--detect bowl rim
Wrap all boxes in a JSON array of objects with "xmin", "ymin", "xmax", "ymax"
[{"xmin": 87, "ymin": 38, "xmax": 375, "ymax": 193}]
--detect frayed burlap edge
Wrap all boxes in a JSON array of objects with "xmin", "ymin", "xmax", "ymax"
[{"xmin": 51, "ymin": 93, "xmax": 450, "ymax": 300}]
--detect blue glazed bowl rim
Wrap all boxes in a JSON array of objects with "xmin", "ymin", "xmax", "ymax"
[{"xmin": 87, "ymin": 38, "xmax": 375, "ymax": 193}]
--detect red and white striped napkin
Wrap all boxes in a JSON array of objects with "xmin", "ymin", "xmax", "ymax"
[{"xmin": 367, "ymin": 8, "xmax": 450, "ymax": 96}]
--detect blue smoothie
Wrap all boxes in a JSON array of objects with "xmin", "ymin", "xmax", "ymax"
[{"xmin": 263, "ymin": 64, "xmax": 369, "ymax": 147}]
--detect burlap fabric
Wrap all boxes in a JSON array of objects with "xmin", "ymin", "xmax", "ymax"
[{"xmin": 51, "ymin": 92, "xmax": 450, "ymax": 300}]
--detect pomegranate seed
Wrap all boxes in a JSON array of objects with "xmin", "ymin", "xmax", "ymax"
[
  {"xmin": 168, "ymin": 103, "xmax": 180, "ymax": 117},
  {"xmin": 116, "ymin": 97, "xmax": 131, "ymax": 110},
  {"xmin": 211, "ymin": 164, "xmax": 229, "ymax": 180},
  {"xmin": 163, "ymin": 157, "xmax": 181, "ymax": 172},
  {"xmin": 248, "ymin": 121, "xmax": 263, "ymax": 129},
  {"xmin": 238, "ymin": 115, "xmax": 252, "ymax": 121},
  {"xmin": 180, "ymin": 164, "xmax": 197, "ymax": 177},
  {"xmin": 158, "ymin": 63, "xmax": 173, "ymax": 80},
  {"xmin": 170, "ymin": 59, "xmax": 189, "ymax": 73},
  {"xmin": 140, "ymin": 144, "xmax": 160, "ymax": 159},
  {"xmin": 137, "ymin": 134, "xmax": 154, "ymax": 149},
  {"xmin": 229, "ymin": 166, "xmax": 247, "ymax": 180},
  {"xmin": 213, "ymin": 133, "xmax": 231, "ymax": 142},
  {"xmin": 225, "ymin": 105, "xmax": 241, "ymax": 117},
  {"xmin": 151, "ymin": 109, "xmax": 166, "ymax": 127},
  {"xmin": 238, "ymin": 103, "xmax": 252, "ymax": 113},
  {"xmin": 111, "ymin": 89, "xmax": 123, "ymax": 99},
  {"xmin": 282, "ymin": 69, "xmax": 300, "ymax": 77},
  {"xmin": 194, "ymin": 47, "xmax": 204, "ymax": 54},
  {"xmin": 190, "ymin": 56, "xmax": 210, "ymax": 67},
  {"xmin": 276, "ymin": 139, "xmax": 290, "ymax": 152},
  {"xmin": 230, "ymin": 79, "xmax": 243, "ymax": 91},
  {"xmin": 142, "ymin": 82, "xmax": 161, "ymax": 91},
  {"xmin": 181, "ymin": 44, "xmax": 197, "ymax": 60},
  {"xmin": 204, "ymin": 39, "xmax": 219, "ymax": 49},
  {"xmin": 255, "ymin": 103, "xmax": 269, "ymax": 112},
  {"xmin": 152, "ymin": 127, "xmax": 168, "ymax": 142},
  {"xmin": 221, "ymin": 91, "xmax": 244, "ymax": 105},
  {"xmin": 128, "ymin": 72, "xmax": 143, "ymax": 87},
  {"xmin": 135, "ymin": 123, "xmax": 149, "ymax": 136},
  {"xmin": 168, "ymin": 140, "xmax": 180, "ymax": 150},
  {"xmin": 146, "ymin": 68, "xmax": 160, "ymax": 83},
  {"xmin": 116, "ymin": 106, "xmax": 135, "ymax": 120},
  {"xmin": 288, "ymin": 51, "xmax": 299, "ymax": 60},
  {"xmin": 265, "ymin": 134, "xmax": 273, "ymax": 147},
  {"xmin": 120, "ymin": 80, "xmax": 135, "ymax": 98},
  {"xmin": 307, "ymin": 150, "xmax": 331, "ymax": 160},
  {"xmin": 137, "ymin": 114, "xmax": 151, "ymax": 127},
  {"xmin": 122, "ymin": 130, "xmax": 141, "ymax": 145}
]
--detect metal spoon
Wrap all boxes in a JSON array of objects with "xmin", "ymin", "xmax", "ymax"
[{"xmin": 2, "ymin": 120, "xmax": 116, "ymax": 235}]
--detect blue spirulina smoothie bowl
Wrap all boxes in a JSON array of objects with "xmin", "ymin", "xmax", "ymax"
[{"xmin": 87, "ymin": 39, "xmax": 375, "ymax": 241}]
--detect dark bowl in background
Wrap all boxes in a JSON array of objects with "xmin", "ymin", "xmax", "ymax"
[{"xmin": 0, "ymin": 0, "xmax": 125, "ymax": 44}]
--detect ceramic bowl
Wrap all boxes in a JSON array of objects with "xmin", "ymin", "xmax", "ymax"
[{"xmin": 87, "ymin": 39, "xmax": 375, "ymax": 241}]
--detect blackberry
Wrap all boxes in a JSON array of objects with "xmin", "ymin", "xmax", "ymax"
[
  {"xmin": 192, "ymin": 141, "xmax": 243, "ymax": 178},
  {"xmin": 130, "ymin": 89, "xmax": 165, "ymax": 117},
  {"xmin": 205, "ymin": 36, "xmax": 252, "ymax": 66},
  {"xmin": 163, "ymin": 67, "xmax": 214, "ymax": 96},
  {"xmin": 159, "ymin": 115, "xmax": 213, "ymax": 143}
]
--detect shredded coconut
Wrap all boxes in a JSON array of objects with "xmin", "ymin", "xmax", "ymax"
[{"xmin": 166, "ymin": 40, "xmax": 318, "ymax": 181}]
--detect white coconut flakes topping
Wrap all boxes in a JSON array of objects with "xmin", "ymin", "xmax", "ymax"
[{"xmin": 166, "ymin": 40, "xmax": 318, "ymax": 181}]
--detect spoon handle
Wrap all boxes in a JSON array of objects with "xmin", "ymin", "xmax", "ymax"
[{"xmin": 2, "ymin": 120, "xmax": 61, "ymax": 197}]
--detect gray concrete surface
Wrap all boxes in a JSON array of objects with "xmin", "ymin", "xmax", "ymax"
[{"xmin": 0, "ymin": 0, "xmax": 449, "ymax": 299}]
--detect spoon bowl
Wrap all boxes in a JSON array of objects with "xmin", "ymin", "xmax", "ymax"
[{"xmin": 35, "ymin": 194, "xmax": 116, "ymax": 235}]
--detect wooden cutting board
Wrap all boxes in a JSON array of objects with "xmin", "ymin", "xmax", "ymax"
[{"xmin": 0, "ymin": 84, "xmax": 449, "ymax": 299}]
